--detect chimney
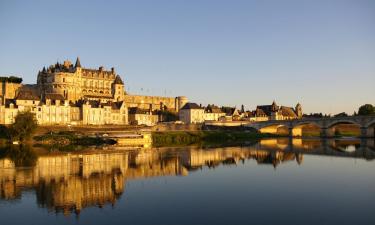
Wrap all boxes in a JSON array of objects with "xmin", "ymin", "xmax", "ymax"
[{"xmin": 111, "ymin": 67, "xmax": 115, "ymax": 74}]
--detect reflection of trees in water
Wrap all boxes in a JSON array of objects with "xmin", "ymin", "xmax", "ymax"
[{"xmin": 0, "ymin": 145, "xmax": 37, "ymax": 167}]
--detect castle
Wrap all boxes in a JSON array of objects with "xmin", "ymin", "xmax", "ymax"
[{"xmin": 0, "ymin": 57, "xmax": 188, "ymax": 125}]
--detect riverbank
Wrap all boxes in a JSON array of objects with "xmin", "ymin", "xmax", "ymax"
[
  {"xmin": 152, "ymin": 130, "xmax": 276, "ymax": 147},
  {"xmin": 33, "ymin": 131, "xmax": 117, "ymax": 151}
]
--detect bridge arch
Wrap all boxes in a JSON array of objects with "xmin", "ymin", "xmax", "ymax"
[
  {"xmin": 292, "ymin": 122, "xmax": 322, "ymax": 137},
  {"xmin": 259, "ymin": 123, "xmax": 291, "ymax": 136},
  {"xmin": 325, "ymin": 120, "xmax": 361, "ymax": 137}
]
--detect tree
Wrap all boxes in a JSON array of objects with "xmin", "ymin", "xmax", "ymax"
[
  {"xmin": 358, "ymin": 104, "xmax": 375, "ymax": 116},
  {"xmin": 10, "ymin": 111, "xmax": 38, "ymax": 142}
]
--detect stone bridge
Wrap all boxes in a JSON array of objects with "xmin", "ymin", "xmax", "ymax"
[{"xmin": 245, "ymin": 116, "xmax": 375, "ymax": 138}]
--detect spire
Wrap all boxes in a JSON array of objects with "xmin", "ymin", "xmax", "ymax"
[
  {"xmin": 75, "ymin": 57, "xmax": 81, "ymax": 68},
  {"xmin": 271, "ymin": 100, "xmax": 278, "ymax": 111},
  {"xmin": 114, "ymin": 75, "xmax": 124, "ymax": 85}
]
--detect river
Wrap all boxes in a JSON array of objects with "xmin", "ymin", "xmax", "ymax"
[{"xmin": 0, "ymin": 138, "xmax": 374, "ymax": 225}]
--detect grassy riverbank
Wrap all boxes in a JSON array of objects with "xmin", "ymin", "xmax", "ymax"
[
  {"xmin": 33, "ymin": 131, "xmax": 116, "ymax": 151},
  {"xmin": 152, "ymin": 130, "xmax": 275, "ymax": 147}
]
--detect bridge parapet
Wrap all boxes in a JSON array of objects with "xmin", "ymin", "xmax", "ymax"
[{"xmin": 245, "ymin": 116, "xmax": 375, "ymax": 138}]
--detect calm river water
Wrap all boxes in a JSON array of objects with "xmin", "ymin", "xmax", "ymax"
[{"xmin": 0, "ymin": 138, "xmax": 374, "ymax": 225}]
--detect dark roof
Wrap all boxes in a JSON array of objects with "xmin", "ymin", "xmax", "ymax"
[
  {"xmin": 81, "ymin": 100, "xmax": 101, "ymax": 108},
  {"xmin": 129, "ymin": 107, "xmax": 150, "ymax": 114},
  {"xmin": 114, "ymin": 75, "xmax": 124, "ymax": 84},
  {"xmin": 111, "ymin": 101, "xmax": 124, "ymax": 110},
  {"xmin": 256, "ymin": 101, "xmax": 279, "ymax": 116},
  {"xmin": 180, "ymin": 102, "xmax": 203, "ymax": 110},
  {"xmin": 5, "ymin": 99, "xmax": 17, "ymax": 108},
  {"xmin": 205, "ymin": 105, "xmax": 223, "ymax": 113},
  {"xmin": 16, "ymin": 91, "xmax": 40, "ymax": 101},
  {"xmin": 256, "ymin": 105, "xmax": 275, "ymax": 116},
  {"xmin": 253, "ymin": 108, "xmax": 267, "ymax": 117},
  {"xmin": 100, "ymin": 101, "xmax": 125, "ymax": 110},
  {"xmin": 221, "ymin": 107, "xmax": 237, "ymax": 116},
  {"xmin": 75, "ymin": 57, "xmax": 81, "ymax": 68},
  {"xmin": 45, "ymin": 93, "xmax": 65, "ymax": 101},
  {"xmin": 83, "ymin": 95, "xmax": 113, "ymax": 99},
  {"xmin": 279, "ymin": 106, "xmax": 297, "ymax": 117}
]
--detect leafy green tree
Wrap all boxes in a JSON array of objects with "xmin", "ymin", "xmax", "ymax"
[
  {"xmin": 358, "ymin": 104, "xmax": 375, "ymax": 116},
  {"xmin": 10, "ymin": 111, "xmax": 38, "ymax": 142}
]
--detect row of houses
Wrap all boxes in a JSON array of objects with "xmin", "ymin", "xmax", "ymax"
[
  {"xmin": 178, "ymin": 101, "xmax": 303, "ymax": 124},
  {"xmin": 1, "ymin": 88, "xmax": 303, "ymax": 126},
  {"xmin": 0, "ymin": 89, "xmax": 162, "ymax": 126}
]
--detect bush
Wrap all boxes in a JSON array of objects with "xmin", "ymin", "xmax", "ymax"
[
  {"xmin": 9, "ymin": 111, "xmax": 38, "ymax": 142},
  {"xmin": 0, "ymin": 76, "xmax": 23, "ymax": 83}
]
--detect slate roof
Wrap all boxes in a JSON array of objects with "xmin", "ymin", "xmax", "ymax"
[
  {"xmin": 16, "ymin": 91, "xmax": 40, "ymax": 101},
  {"xmin": 180, "ymin": 102, "xmax": 203, "ymax": 110},
  {"xmin": 205, "ymin": 105, "xmax": 223, "ymax": 113},
  {"xmin": 114, "ymin": 75, "xmax": 124, "ymax": 85},
  {"xmin": 279, "ymin": 106, "xmax": 297, "ymax": 117},
  {"xmin": 111, "ymin": 101, "xmax": 124, "ymax": 110},
  {"xmin": 75, "ymin": 57, "xmax": 81, "ymax": 68},
  {"xmin": 253, "ymin": 108, "xmax": 268, "ymax": 117},
  {"xmin": 221, "ymin": 107, "xmax": 237, "ymax": 116},
  {"xmin": 129, "ymin": 107, "xmax": 150, "ymax": 114},
  {"xmin": 45, "ymin": 93, "xmax": 65, "ymax": 101}
]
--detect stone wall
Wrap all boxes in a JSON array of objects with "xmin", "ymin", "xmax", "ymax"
[
  {"xmin": 124, "ymin": 95, "xmax": 187, "ymax": 112},
  {"xmin": 0, "ymin": 82, "xmax": 22, "ymax": 103}
]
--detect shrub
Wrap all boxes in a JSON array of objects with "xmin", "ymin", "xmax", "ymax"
[{"xmin": 9, "ymin": 111, "xmax": 38, "ymax": 142}]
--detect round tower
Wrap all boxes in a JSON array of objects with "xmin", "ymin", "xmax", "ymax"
[{"xmin": 176, "ymin": 96, "xmax": 188, "ymax": 112}]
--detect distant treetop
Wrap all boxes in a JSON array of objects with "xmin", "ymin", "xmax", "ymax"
[
  {"xmin": 0, "ymin": 76, "xmax": 23, "ymax": 84},
  {"xmin": 358, "ymin": 104, "xmax": 375, "ymax": 116}
]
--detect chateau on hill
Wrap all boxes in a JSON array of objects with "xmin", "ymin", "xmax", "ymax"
[{"xmin": 0, "ymin": 57, "xmax": 188, "ymax": 125}]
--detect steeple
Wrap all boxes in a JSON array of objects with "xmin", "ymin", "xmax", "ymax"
[
  {"xmin": 75, "ymin": 57, "xmax": 81, "ymax": 68},
  {"xmin": 271, "ymin": 100, "xmax": 278, "ymax": 111}
]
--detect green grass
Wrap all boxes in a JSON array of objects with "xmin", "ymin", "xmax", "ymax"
[
  {"xmin": 33, "ymin": 131, "xmax": 116, "ymax": 151},
  {"xmin": 152, "ymin": 130, "xmax": 274, "ymax": 147}
]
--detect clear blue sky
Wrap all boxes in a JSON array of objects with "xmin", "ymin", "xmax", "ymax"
[{"xmin": 0, "ymin": 0, "xmax": 374, "ymax": 114}]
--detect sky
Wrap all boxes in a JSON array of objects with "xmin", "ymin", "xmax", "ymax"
[{"xmin": 0, "ymin": 0, "xmax": 374, "ymax": 114}]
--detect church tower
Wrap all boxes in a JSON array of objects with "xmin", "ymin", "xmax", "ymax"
[{"xmin": 295, "ymin": 103, "xmax": 302, "ymax": 118}]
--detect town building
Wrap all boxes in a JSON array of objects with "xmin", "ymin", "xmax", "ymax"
[
  {"xmin": 179, "ymin": 103, "xmax": 205, "ymax": 124},
  {"xmin": 128, "ymin": 107, "xmax": 158, "ymax": 126},
  {"xmin": 204, "ymin": 105, "xmax": 226, "ymax": 121},
  {"xmin": 248, "ymin": 101, "xmax": 302, "ymax": 121}
]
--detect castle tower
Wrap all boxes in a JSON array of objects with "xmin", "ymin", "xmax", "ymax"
[
  {"xmin": 113, "ymin": 75, "xmax": 125, "ymax": 101},
  {"xmin": 175, "ymin": 96, "xmax": 188, "ymax": 112}
]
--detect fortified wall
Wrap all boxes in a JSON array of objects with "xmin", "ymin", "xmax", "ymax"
[
  {"xmin": 0, "ymin": 82, "xmax": 22, "ymax": 104},
  {"xmin": 123, "ymin": 95, "xmax": 188, "ymax": 112}
]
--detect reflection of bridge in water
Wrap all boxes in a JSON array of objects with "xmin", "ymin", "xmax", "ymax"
[{"xmin": 0, "ymin": 138, "xmax": 374, "ymax": 215}]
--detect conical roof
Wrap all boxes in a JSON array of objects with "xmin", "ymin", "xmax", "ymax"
[
  {"xmin": 114, "ymin": 75, "xmax": 124, "ymax": 84},
  {"xmin": 75, "ymin": 57, "xmax": 81, "ymax": 68}
]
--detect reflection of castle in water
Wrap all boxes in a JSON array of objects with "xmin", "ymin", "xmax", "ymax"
[{"xmin": 0, "ymin": 138, "xmax": 374, "ymax": 215}]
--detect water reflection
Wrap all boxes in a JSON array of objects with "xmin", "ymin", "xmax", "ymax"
[{"xmin": 0, "ymin": 138, "xmax": 374, "ymax": 216}]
